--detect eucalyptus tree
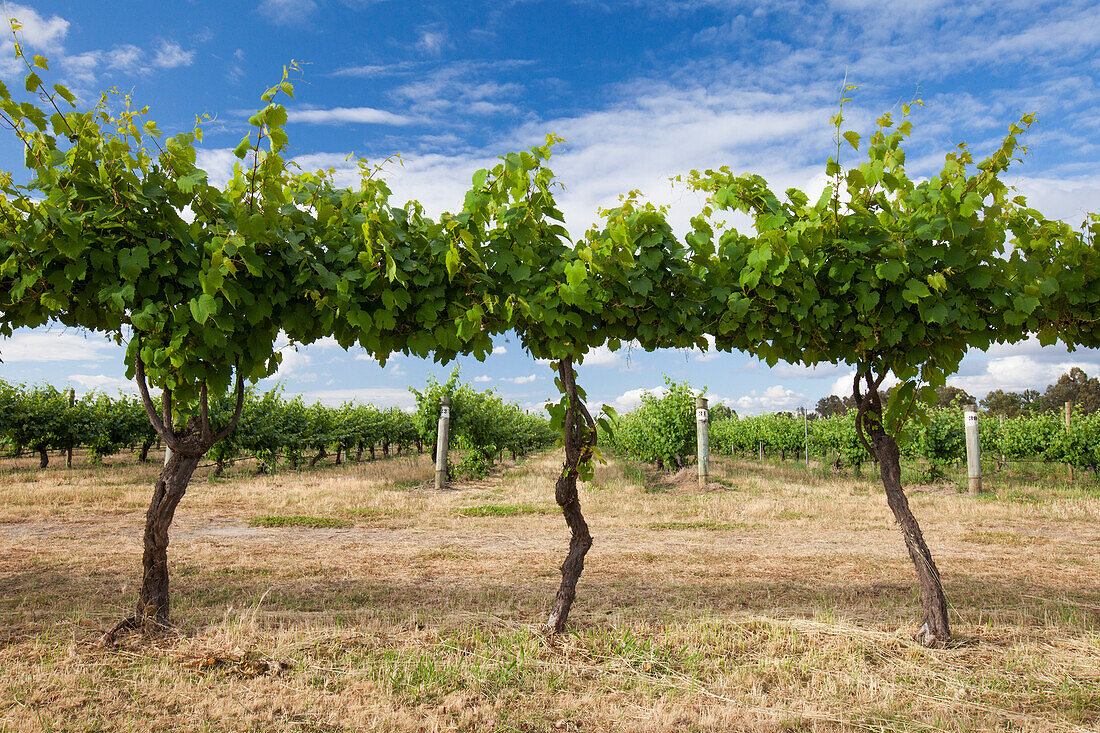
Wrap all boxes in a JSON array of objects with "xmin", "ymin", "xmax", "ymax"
[{"xmin": 688, "ymin": 106, "xmax": 1040, "ymax": 646}]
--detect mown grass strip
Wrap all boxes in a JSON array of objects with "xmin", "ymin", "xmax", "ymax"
[
  {"xmin": 646, "ymin": 520, "xmax": 746, "ymax": 531},
  {"xmin": 454, "ymin": 504, "xmax": 552, "ymax": 518},
  {"xmin": 249, "ymin": 515, "xmax": 352, "ymax": 529}
]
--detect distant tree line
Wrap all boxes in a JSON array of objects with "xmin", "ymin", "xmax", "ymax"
[{"xmin": 815, "ymin": 368, "xmax": 1100, "ymax": 419}]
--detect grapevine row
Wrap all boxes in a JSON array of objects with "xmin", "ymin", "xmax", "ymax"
[{"xmin": 0, "ymin": 377, "xmax": 555, "ymax": 476}]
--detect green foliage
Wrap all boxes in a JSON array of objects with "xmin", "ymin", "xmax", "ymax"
[
  {"xmin": 688, "ymin": 104, "xmax": 1041, "ymax": 437},
  {"xmin": 605, "ymin": 378, "xmax": 698, "ymax": 469},
  {"xmin": 411, "ymin": 369, "xmax": 556, "ymax": 469}
]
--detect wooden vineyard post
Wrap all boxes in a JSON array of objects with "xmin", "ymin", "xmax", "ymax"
[
  {"xmin": 964, "ymin": 404, "xmax": 981, "ymax": 495},
  {"xmin": 67, "ymin": 388, "xmax": 75, "ymax": 468},
  {"xmin": 801, "ymin": 406, "xmax": 809, "ymax": 468},
  {"xmin": 758, "ymin": 441, "xmax": 763, "ymax": 461},
  {"xmin": 696, "ymin": 396, "xmax": 709, "ymax": 488},
  {"xmin": 999, "ymin": 414, "xmax": 1005, "ymax": 470},
  {"xmin": 435, "ymin": 395, "xmax": 451, "ymax": 490},
  {"xmin": 1065, "ymin": 401, "xmax": 1074, "ymax": 482}
]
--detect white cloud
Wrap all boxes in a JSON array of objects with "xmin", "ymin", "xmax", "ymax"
[
  {"xmin": 152, "ymin": 41, "xmax": 194, "ymax": 70},
  {"xmin": 581, "ymin": 345, "xmax": 623, "ymax": 368},
  {"xmin": 502, "ymin": 374, "xmax": 538, "ymax": 384},
  {"xmin": 734, "ymin": 385, "xmax": 806, "ymax": 415},
  {"xmin": 473, "ymin": 375, "xmax": 492, "ymax": 383},
  {"xmin": 681, "ymin": 334, "xmax": 720, "ymax": 362},
  {"xmin": 609, "ymin": 385, "xmax": 666, "ymax": 412},
  {"xmin": 105, "ymin": 44, "xmax": 143, "ymax": 71},
  {"xmin": 772, "ymin": 361, "xmax": 849, "ymax": 379},
  {"xmin": 287, "ymin": 106, "xmax": 415, "ymax": 126},
  {"xmin": 299, "ymin": 387, "xmax": 416, "ymax": 409},
  {"xmin": 228, "ymin": 48, "xmax": 245, "ymax": 84},
  {"xmin": 1009, "ymin": 175, "xmax": 1100, "ymax": 229},
  {"xmin": 268, "ymin": 347, "xmax": 311, "ymax": 381},
  {"xmin": 258, "ymin": 0, "xmax": 317, "ymax": 25},
  {"xmin": 68, "ymin": 374, "xmax": 134, "ymax": 394},
  {"xmin": 949, "ymin": 356, "xmax": 1100, "ymax": 398},
  {"xmin": 5, "ymin": 4, "xmax": 69, "ymax": 51},
  {"xmin": 0, "ymin": 331, "xmax": 115, "ymax": 362},
  {"xmin": 416, "ymin": 28, "xmax": 447, "ymax": 55},
  {"xmin": 332, "ymin": 62, "xmax": 417, "ymax": 78},
  {"xmin": 829, "ymin": 370, "xmax": 900, "ymax": 399},
  {"xmin": 492, "ymin": 346, "xmax": 507, "ymax": 355},
  {"xmin": 1, "ymin": 4, "xmax": 69, "ymax": 79}
]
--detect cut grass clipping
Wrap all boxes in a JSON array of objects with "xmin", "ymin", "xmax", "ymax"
[
  {"xmin": 454, "ymin": 504, "xmax": 551, "ymax": 518},
  {"xmin": 647, "ymin": 520, "xmax": 746, "ymax": 531},
  {"xmin": 250, "ymin": 515, "xmax": 352, "ymax": 529}
]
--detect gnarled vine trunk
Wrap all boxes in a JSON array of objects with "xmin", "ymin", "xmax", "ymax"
[
  {"xmin": 546, "ymin": 358, "xmax": 597, "ymax": 634},
  {"xmin": 104, "ymin": 359, "xmax": 244, "ymax": 644},
  {"xmin": 37, "ymin": 446, "xmax": 48, "ymax": 468},
  {"xmin": 137, "ymin": 447, "xmax": 202, "ymax": 624},
  {"xmin": 855, "ymin": 373, "xmax": 950, "ymax": 647}
]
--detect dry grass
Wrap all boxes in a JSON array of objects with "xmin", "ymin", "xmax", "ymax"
[{"xmin": 2, "ymin": 450, "xmax": 1100, "ymax": 731}]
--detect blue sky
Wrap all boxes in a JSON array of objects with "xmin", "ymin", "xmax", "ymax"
[{"xmin": 2, "ymin": 1, "xmax": 1099, "ymax": 414}]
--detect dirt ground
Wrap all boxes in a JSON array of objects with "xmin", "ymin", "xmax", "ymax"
[{"xmin": 1, "ymin": 450, "xmax": 1099, "ymax": 731}]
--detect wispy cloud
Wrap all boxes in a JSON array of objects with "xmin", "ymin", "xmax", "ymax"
[
  {"xmin": 4, "ymin": 4, "xmax": 68, "ymax": 51},
  {"xmin": 152, "ymin": 41, "xmax": 195, "ymax": 69},
  {"xmin": 0, "ymin": 331, "xmax": 116, "ymax": 363},
  {"xmin": 257, "ymin": 0, "xmax": 318, "ymax": 26},
  {"xmin": 734, "ymin": 385, "xmax": 806, "ymax": 414},
  {"xmin": 69, "ymin": 374, "xmax": 134, "ymax": 394},
  {"xmin": 287, "ymin": 106, "xmax": 415, "ymax": 125},
  {"xmin": 416, "ymin": 26, "xmax": 448, "ymax": 55},
  {"xmin": 331, "ymin": 61, "xmax": 418, "ymax": 78}
]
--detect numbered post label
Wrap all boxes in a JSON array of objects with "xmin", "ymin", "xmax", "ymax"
[
  {"xmin": 696, "ymin": 408, "xmax": 708, "ymax": 422},
  {"xmin": 964, "ymin": 412, "xmax": 978, "ymax": 426},
  {"xmin": 440, "ymin": 406, "xmax": 450, "ymax": 419}
]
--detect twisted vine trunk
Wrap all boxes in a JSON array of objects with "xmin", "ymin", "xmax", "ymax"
[
  {"xmin": 37, "ymin": 446, "xmax": 48, "ymax": 469},
  {"xmin": 138, "ymin": 449, "xmax": 201, "ymax": 624},
  {"xmin": 104, "ymin": 362, "xmax": 244, "ymax": 644},
  {"xmin": 546, "ymin": 358, "xmax": 596, "ymax": 634},
  {"xmin": 856, "ymin": 376, "xmax": 950, "ymax": 647},
  {"xmin": 868, "ymin": 426, "xmax": 950, "ymax": 646}
]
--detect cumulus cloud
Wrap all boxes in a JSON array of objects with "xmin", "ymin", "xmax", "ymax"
[
  {"xmin": 299, "ymin": 387, "xmax": 416, "ymax": 409},
  {"xmin": 257, "ymin": 0, "xmax": 317, "ymax": 25},
  {"xmin": 580, "ymin": 345, "xmax": 623, "ymax": 368},
  {"xmin": 5, "ymin": 4, "xmax": 68, "ymax": 51},
  {"xmin": 772, "ymin": 361, "xmax": 850, "ymax": 379},
  {"xmin": 68, "ymin": 374, "xmax": 134, "ymax": 393},
  {"xmin": 734, "ymin": 385, "xmax": 806, "ymax": 414},
  {"xmin": 267, "ymin": 347, "xmax": 312, "ymax": 381},
  {"xmin": 151, "ymin": 41, "xmax": 195, "ymax": 69},
  {"xmin": 492, "ymin": 346, "xmax": 507, "ymax": 355},
  {"xmin": 0, "ymin": 331, "xmax": 116, "ymax": 362},
  {"xmin": 949, "ymin": 356, "xmax": 1100, "ymax": 398},
  {"xmin": 829, "ymin": 370, "xmax": 900, "ymax": 399},
  {"xmin": 287, "ymin": 106, "xmax": 415, "ymax": 125},
  {"xmin": 502, "ymin": 374, "xmax": 538, "ymax": 384},
  {"xmin": 416, "ymin": 27, "xmax": 448, "ymax": 55},
  {"xmin": 473, "ymin": 375, "xmax": 492, "ymax": 383}
]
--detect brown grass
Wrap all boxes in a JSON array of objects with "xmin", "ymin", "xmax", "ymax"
[{"xmin": 2, "ymin": 450, "xmax": 1100, "ymax": 731}]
